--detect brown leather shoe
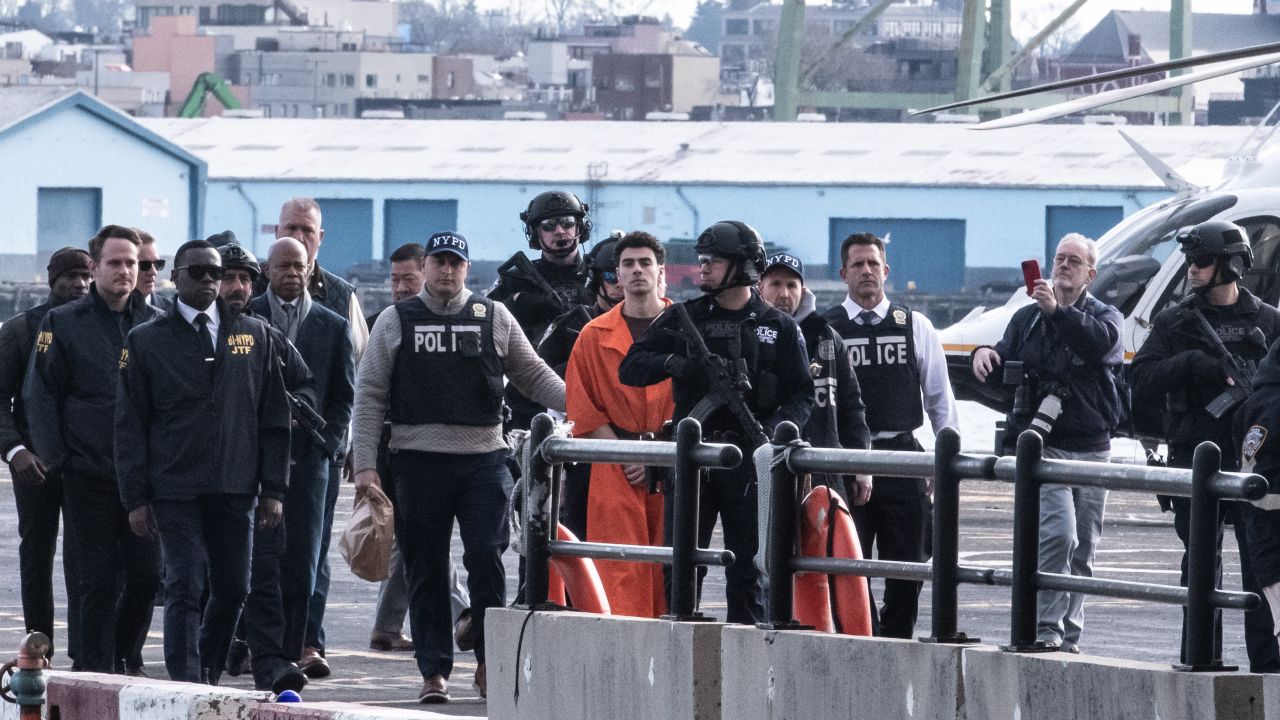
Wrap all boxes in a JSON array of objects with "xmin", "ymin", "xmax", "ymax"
[
  {"xmin": 473, "ymin": 663, "xmax": 487, "ymax": 699},
  {"xmin": 419, "ymin": 675, "xmax": 449, "ymax": 704},
  {"xmin": 298, "ymin": 647, "xmax": 331, "ymax": 679},
  {"xmin": 369, "ymin": 631, "xmax": 414, "ymax": 652}
]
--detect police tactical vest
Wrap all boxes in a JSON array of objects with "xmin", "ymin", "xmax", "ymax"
[
  {"xmin": 834, "ymin": 303, "xmax": 923, "ymax": 433},
  {"xmin": 686, "ymin": 299, "xmax": 781, "ymax": 417},
  {"xmin": 390, "ymin": 295, "xmax": 504, "ymax": 426}
]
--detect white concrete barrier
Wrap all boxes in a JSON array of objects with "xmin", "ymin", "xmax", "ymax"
[
  {"xmin": 720, "ymin": 626, "xmax": 981, "ymax": 720},
  {"xmin": 486, "ymin": 607, "xmax": 722, "ymax": 720},
  {"xmin": 963, "ymin": 649, "xmax": 1264, "ymax": 720}
]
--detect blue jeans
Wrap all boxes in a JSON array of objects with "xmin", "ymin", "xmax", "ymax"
[
  {"xmin": 153, "ymin": 494, "xmax": 255, "ymax": 682},
  {"xmin": 1036, "ymin": 445, "xmax": 1109, "ymax": 649},
  {"xmin": 391, "ymin": 449, "xmax": 511, "ymax": 679}
]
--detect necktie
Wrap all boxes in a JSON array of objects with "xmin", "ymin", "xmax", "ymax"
[
  {"xmin": 858, "ymin": 310, "xmax": 878, "ymax": 326},
  {"xmin": 195, "ymin": 312, "xmax": 215, "ymax": 365},
  {"xmin": 282, "ymin": 302, "xmax": 298, "ymax": 338}
]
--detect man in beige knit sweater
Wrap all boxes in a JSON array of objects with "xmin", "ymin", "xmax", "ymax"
[{"xmin": 352, "ymin": 232, "xmax": 565, "ymax": 704}]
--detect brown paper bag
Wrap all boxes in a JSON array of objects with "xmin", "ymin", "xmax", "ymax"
[{"xmin": 338, "ymin": 484, "xmax": 395, "ymax": 582}]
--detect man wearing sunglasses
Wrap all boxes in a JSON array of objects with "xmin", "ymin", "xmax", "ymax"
[
  {"xmin": 24, "ymin": 225, "xmax": 163, "ymax": 673},
  {"xmin": 135, "ymin": 229, "xmax": 172, "ymax": 311},
  {"xmin": 249, "ymin": 237, "xmax": 354, "ymax": 680},
  {"xmin": 1133, "ymin": 219, "xmax": 1280, "ymax": 671},
  {"xmin": 116, "ymin": 239, "xmax": 292, "ymax": 685},
  {"xmin": 489, "ymin": 190, "xmax": 595, "ymax": 431}
]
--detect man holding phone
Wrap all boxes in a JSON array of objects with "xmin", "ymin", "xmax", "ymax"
[{"xmin": 970, "ymin": 233, "xmax": 1125, "ymax": 653}]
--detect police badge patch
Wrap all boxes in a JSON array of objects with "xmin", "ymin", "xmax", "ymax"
[
  {"xmin": 818, "ymin": 338, "xmax": 836, "ymax": 361},
  {"xmin": 892, "ymin": 309, "xmax": 908, "ymax": 325},
  {"xmin": 1244, "ymin": 425, "xmax": 1268, "ymax": 467},
  {"xmin": 473, "ymin": 304, "xmax": 487, "ymax": 318}
]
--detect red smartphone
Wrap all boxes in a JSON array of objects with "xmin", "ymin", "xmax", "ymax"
[{"xmin": 1021, "ymin": 259, "xmax": 1041, "ymax": 296}]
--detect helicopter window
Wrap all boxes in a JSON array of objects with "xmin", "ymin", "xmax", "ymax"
[{"xmin": 1238, "ymin": 216, "xmax": 1280, "ymax": 306}]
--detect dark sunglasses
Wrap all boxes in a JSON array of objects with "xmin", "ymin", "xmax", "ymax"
[
  {"xmin": 602, "ymin": 271, "xmax": 618, "ymax": 284},
  {"xmin": 539, "ymin": 216, "xmax": 577, "ymax": 232},
  {"xmin": 139, "ymin": 259, "xmax": 166, "ymax": 272},
  {"xmin": 1188, "ymin": 255, "xmax": 1217, "ymax": 269},
  {"xmin": 177, "ymin": 265, "xmax": 224, "ymax": 281}
]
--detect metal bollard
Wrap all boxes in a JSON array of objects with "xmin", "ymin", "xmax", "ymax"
[
  {"xmin": 758, "ymin": 421, "xmax": 807, "ymax": 630},
  {"xmin": 665, "ymin": 417, "xmax": 712, "ymax": 621},
  {"xmin": 1002, "ymin": 431, "xmax": 1057, "ymax": 652},
  {"xmin": 0, "ymin": 632, "xmax": 49, "ymax": 720},
  {"xmin": 1179, "ymin": 441, "xmax": 1232, "ymax": 671},
  {"xmin": 923, "ymin": 427, "xmax": 979, "ymax": 644},
  {"xmin": 521, "ymin": 413, "xmax": 556, "ymax": 609}
]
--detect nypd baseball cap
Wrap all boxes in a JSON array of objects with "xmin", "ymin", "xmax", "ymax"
[
  {"xmin": 425, "ymin": 232, "xmax": 469, "ymax": 261},
  {"xmin": 763, "ymin": 253, "xmax": 804, "ymax": 281}
]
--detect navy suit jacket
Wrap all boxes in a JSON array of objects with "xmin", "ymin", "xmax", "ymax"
[{"xmin": 249, "ymin": 295, "xmax": 354, "ymax": 462}]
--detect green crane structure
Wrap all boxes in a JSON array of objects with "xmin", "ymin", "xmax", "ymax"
[
  {"xmin": 178, "ymin": 73, "xmax": 243, "ymax": 119},
  {"xmin": 772, "ymin": 0, "xmax": 1192, "ymax": 124}
]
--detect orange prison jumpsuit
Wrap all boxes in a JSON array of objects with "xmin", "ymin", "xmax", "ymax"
[{"xmin": 565, "ymin": 301, "xmax": 673, "ymax": 618}]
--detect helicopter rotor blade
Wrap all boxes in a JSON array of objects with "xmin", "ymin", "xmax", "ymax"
[
  {"xmin": 910, "ymin": 39, "xmax": 1280, "ymax": 117},
  {"xmin": 970, "ymin": 51, "xmax": 1280, "ymax": 130}
]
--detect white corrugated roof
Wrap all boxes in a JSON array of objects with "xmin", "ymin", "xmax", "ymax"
[{"xmin": 139, "ymin": 117, "xmax": 1253, "ymax": 189}]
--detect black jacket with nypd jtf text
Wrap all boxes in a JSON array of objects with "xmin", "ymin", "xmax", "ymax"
[
  {"xmin": 619, "ymin": 289, "xmax": 814, "ymax": 438},
  {"xmin": 23, "ymin": 286, "xmax": 162, "ymax": 485},
  {"xmin": 114, "ymin": 299, "xmax": 292, "ymax": 509}
]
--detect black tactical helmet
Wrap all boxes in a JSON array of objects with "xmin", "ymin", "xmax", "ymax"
[
  {"xmin": 520, "ymin": 190, "xmax": 593, "ymax": 249},
  {"xmin": 695, "ymin": 220, "xmax": 766, "ymax": 290},
  {"xmin": 1175, "ymin": 219, "xmax": 1253, "ymax": 282},
  {"xmin": 218, "ymin": 243, "xmax": 261, "ymax": 280},
  {"xmin": 588, "ymin": 234, "xmax": 620, "ymax": 275}
]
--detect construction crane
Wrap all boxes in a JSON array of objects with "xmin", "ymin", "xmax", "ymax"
[{"xmin": 178, "ymin": 72, "xmax": 242, "ymax": 118}]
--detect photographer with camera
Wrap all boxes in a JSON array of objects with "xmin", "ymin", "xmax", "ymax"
[
  {"xmin": 1131, "ymin": 219, "xmax": 1280, "ymax": 671},
  {"xmin": 971, "ymin": 233, "xmax": 1125, "ymax": 653}
]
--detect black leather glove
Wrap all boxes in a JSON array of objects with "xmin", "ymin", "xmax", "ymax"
[
  {"xmin": 665, "ymin": 354, "xmax": 699, "ymax": 380},
  {"xmin": 1182, "ymin": 349, "xmax": 1225, "ymax": 385}
]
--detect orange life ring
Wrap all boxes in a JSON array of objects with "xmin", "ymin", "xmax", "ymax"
[
  {"xmin": 547, "ymin": 524, "xmax": 612, "ymax": 615},
  {"xmin": 792, "ymin": 485, "xmax": 873, "ymax": 636}
]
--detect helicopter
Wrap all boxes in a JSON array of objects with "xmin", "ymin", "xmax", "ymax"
[{"xmin": 918, "ymin": 41, "xmax": 1280, "ymax": 438}]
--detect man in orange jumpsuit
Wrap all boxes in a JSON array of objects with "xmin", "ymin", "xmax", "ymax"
[{"xmin": 565, "ymin": 231, "xmax": 673, "ymax": 618}]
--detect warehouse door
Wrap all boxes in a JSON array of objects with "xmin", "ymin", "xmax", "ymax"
[
  {"xmin": 37, "ymin": 188, "xmax": 101, "ymax": 272},
  {"xmin": 315, "ymin": 198, "xmax": 374, "ymax": 278},
  {"xmin": 383, "ymin": 200, "xmax": 459, "ymax": 258},
  {"xmin": 828, "ymin": 217, "xmax": 966, "ymax": 292}
]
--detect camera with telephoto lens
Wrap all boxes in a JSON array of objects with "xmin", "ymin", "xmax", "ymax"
[{"xmin": 1002, "ymin": 360, "xmax": 1070, "ymax": 442}]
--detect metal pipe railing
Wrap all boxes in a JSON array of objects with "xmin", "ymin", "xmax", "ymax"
[{"xmin": 520, "ymin": 414, "xmax": 742, "ymax": 620}]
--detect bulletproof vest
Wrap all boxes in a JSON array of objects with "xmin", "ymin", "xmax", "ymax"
[
  {"xmin": 686, "ymin": 299, "xmax": 780, "ymax": 419},
  {"xmin": 390, "ymin": 295, "xmax": 504, "ymax": 426},
  {"xmin": 1168, "ymin": 299, "xmax": 1271, "ymax": 417},
  {"xmin": 831, "ymin": 303, "xmax": 923, "ymax": 433}
]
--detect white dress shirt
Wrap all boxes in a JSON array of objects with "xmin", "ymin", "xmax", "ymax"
[{"xmin": 176, "ymin": 299, "xmax": 221, "ymax": 353}]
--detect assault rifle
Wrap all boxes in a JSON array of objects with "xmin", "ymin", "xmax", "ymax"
[
  {"xmin": 288, "ymin": 391, "xmax": 331, "ymax": 455},
  {"xmin": 495, "ymin": 253, "xmax": 575, "ymax": 318},
  {"xmin": 664, "ymin": 303, "xmax": 770, "ymax": 449},
  {"xmin": 1190, "ymin": 307, "xmax": 1262, "ymax": 419}
]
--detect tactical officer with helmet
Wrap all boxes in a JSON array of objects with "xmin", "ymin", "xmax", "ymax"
[
  {"xmin": 620, "ymin": 221, "xmax": 813, "ymax": 624},
  {"xmin": 1132, "ymin": 219, "xmax": 1280, "ymax": 671},
  {"xmin": 489, "ymin": 191, "xmax": 596, "ymax": 430},
  {"xmin": 537, "ymin": 235, "xmax": 624, "ymax": 539}
]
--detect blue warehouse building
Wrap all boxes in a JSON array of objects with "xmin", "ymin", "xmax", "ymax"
[
  {"xmin": 141, "ymin": 116, "xmax": 1237, "ymax": 292},
  {"xmin": 2, "ymin": 86, "xmax": 1251, "ymax": 292},
  {"xmin": 0, "ymin": 89, "xmax": 205, "ymax": 282}
]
